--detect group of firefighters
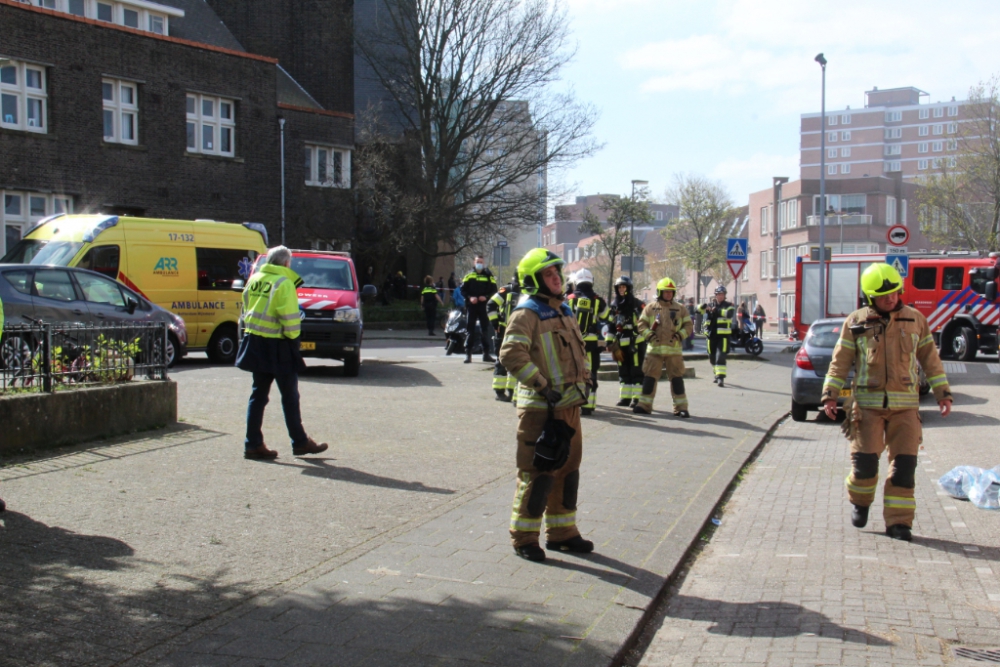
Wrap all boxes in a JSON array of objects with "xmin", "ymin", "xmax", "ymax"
[{"xmin": 457, "ymin": 248, "xmax": 952, "ymax": 561}]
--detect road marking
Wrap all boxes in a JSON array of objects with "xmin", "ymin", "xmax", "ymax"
[
  {"xmin": 951, "ymin": 522, "xmax": 968, "ymax": 528},
  {"xmin": 944, "ymin": 507, "xmax": 958, "ymax": 511},
  {"xmin": 777, "ymin": 554, "xmax": 808, "ymax": 558},
  {"xmin": 988, "ymin": 364, "xmax": 1000, "ymax": 374},
  {"xmin": 720, "ymin": 554, "xmax": 741, "ymax": 558},
  {"xmin": 845, "ymin": 555, "xmax": 878, "ymax": 561},
  {"xmin": 925, "ymin": 468, "xmax": 936, "ymax": 472},
  {"xmin": 916, "ymin": 560, "xmax": 952, "ymax": 565},
  {"xmin": 800, "ymin": 466, "xmax": 820, "ymax": 469},
  {"xmin": 944, "ymin": 362, "xmax": 967, "ymax": 374},
  {"xmin": 989, "ymin": 594, "xmax": 1000, "ymax": 602},
  {"xmin": 976, "ymin": 568, "xmax": 993, "ymax": 576},
  {"xmin": 964, "ymin": 546, "xmax": 981, "ymax": 552}
]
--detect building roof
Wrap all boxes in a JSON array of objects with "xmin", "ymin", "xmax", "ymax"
[
  {"xmin": 159, "ymin": 0, "xmax": 245, "ymax": 52},
  {"xmin": 276, "ymin": 65, "xmax": 325, "ymax": 110}
]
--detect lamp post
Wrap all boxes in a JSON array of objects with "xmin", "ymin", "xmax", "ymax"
[
  {"xmin": 773, "ymin": 176, "xmax": 789, "ymax": 334},
  {"xmin": 629, "ymin": 179, "xmax": 648, "ymax": 281},
  {"xmin": 815, "ymin": 52, "xmax": 828, "ymax": 320},
  {"xmin": 278, "ymin": 116, "xmax": 287, "ymax": 246}
]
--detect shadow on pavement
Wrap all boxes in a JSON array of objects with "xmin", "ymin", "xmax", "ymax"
[
  {"xmin": 685, "ymin": 415, "xmax": 766, "ymax": 432},
  {"xmin": 910, "ymin": 535, "xmax": 1000, "ymax": 562},
  {"xmin": 300, "ymin": 362, "xmax": 443, "ymax": 388},
  {"xmin": 713, "ymin": 383, "xmax": 790, "ymax": 398},
  {"xmin": 272, "ymin": 458, "xmax": 456, "ymax": 494},
  {"xmin": 584, "ymin": 411, "xmax": 718, "ymax": 438},
  {"xmin": 545, "ymin": 551, "xmax": 664, "ymax": 597}
]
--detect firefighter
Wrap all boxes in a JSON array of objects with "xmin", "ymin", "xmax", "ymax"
[
  {"xmin": 461, "ymin": 254, "xmax": 498, "ymax": 364},
  {"xmin": 487, "ymin": 276, "xmax": 522, "ymax": 402},
  {"xmin": 634, "ymin": 277, "xmax": 692, "ymax": 417},
  {"xmin": 609, "ymin": 275, "xmax": 646, "ymax": 407},
  {"xmin": 499, "ymin": 248, "xmax": 593, "ymax": 562},
  {"xmin": 698, "ymin": 286, "xmax": 734, "ymax": 387},
  {"xmin": 822, "ymin": 263, "xmax": 952, "ymax": 541},
  {"xmin": 569, "ymin": 269, "xmax": 612, "ymax": 415}
]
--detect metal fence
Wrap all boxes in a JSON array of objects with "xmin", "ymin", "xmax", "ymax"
[{"xmin": 0, "ymin": 322, "xmax": 169, "ymax": 393}]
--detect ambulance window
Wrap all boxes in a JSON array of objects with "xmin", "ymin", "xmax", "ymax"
[
  {"xmin": 941, "ymin": 267, "xmax": 964, "ymax": 291},
  {"xmin": 197, "ymin": 248, "xmax": 252, "ymax": 290},
  {"xmin": 78, "ymin": 245, "xmax": 120, "ymax": 278},
  {"xmin": 911, "ymin": 267, "xmax": 936, "ymax": 290}
]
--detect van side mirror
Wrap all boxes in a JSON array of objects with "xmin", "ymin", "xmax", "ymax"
[
  {"xmin": 126, "ymin": 298, "xmax": 138, "ymax": 315},
  {"xmin": 361, "ymin": 284, "xmax": 378, "ymax": 299},
  {"xmin": 231, "ymin": 279, "xmax": 245, "ymax": 292},
  {"xmin": 987, "ymin": 282, "xmax": 998, "ymax": 302}
]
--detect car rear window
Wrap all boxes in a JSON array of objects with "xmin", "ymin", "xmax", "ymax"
[
  {"xmin": 292, "ymin": 257, "xmax": 354, "ymax": 291},
  {"xmin": 807, "ymin": 323, "xmax": 842, "ymax": 349}
]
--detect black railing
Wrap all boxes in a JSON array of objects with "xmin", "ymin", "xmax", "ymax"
[{"xmin": 0, "ymin": 322, "xmax": 169, "ymax": 393}]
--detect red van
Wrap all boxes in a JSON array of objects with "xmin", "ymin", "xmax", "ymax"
[{"xmin": 250, "ymin": 250, "xmax": 377, "ymax": 376}]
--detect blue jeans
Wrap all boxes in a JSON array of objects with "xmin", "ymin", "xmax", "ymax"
[{"xmin": 244, "ymin": 371, "xmax": 308, "ymax": 450}]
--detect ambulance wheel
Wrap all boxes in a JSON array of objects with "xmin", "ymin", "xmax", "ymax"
[
  {"xmin": 791, "ymin": 400, "xmax": 808, "ymax": 422},
  {"xmin": 207, "ymin": 324, "xmax": 238, "ymax": 364},
  {"xmin": 343, "ymin": 352, "xmax": 360, "ymax": 377},
  {"xmin": 951, "ymin": 327, "xmax": 977, "ymax": 361}
]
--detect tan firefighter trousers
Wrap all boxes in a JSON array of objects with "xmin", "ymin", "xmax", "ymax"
[{"xmin": 846, "ymin": 407, "xmax": 922, "ymax": 528}]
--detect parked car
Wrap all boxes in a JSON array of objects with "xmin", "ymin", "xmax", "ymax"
[
  {"xmin": 246, "ymin": 250, "xmax": 377, "ymax": 377},
  {"xmin": 790, "ymin": 317, "xmax": 854, "ymax": 422},
  {"xmin": 0, "ymin": 264, "xmax": 187, "ymax": 366}
]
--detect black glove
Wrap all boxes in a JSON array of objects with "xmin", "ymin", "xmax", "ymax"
[
  {"xmin": 533, "ymin": 411, "xmax": 575, "ymax": 472},
  {"xmin": 541, "ymin": 388, "xmax": 562, "ymax": 405}
]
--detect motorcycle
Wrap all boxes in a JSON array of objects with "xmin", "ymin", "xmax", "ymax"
[
  {"xmin": 730, "ymin": 321, "xmax": 764, "ymax": 356},
  {"xmin": 443, "ymin": 309, "xmax": 483, "ymax": 356}
]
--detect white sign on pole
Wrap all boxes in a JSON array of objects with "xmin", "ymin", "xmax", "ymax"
[{"xmin": 886, "ymin": 246, "xmax": 908, "ymax": 255}]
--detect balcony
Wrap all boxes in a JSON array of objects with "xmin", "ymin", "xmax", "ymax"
[{"xmin": 806, "ymin": 214, "xmax": 872, "ymax": 226}]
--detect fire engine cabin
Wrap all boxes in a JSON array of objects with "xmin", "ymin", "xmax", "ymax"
[{"xmin": 793, "ymin": 252, "xmax": 1000, "ymax": 360}]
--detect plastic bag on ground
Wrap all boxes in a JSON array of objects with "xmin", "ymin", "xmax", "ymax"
[
  {"xmin": 939, "ymin": 466, "xmax": 1000, "ymax": 510},
  {"xmin": 969, "ymin": 467, "xmax": 1000, "ymax": 510},
  {"xmin": 938, "ymin": 466, "xmax": 981, "ymax": 500}
]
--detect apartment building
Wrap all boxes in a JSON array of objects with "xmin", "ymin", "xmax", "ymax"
[{"xmin": 801, "ymin": 86, "xmax": 969, "ymax": 183}]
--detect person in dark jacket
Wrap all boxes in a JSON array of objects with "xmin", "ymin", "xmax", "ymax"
[
  {"xmin": 460, "ymin": 255, "xmax": 498, "ymax": 363},
  {"xmin": 236, "ymin": 246, "xmax": 328, "ymax": 460},
  {"xmin": 421, "ymin": 275, "xmax": 444, "ymax": 335},
  {"xmin": 753, "ymin": 302, "xmax": 766, "ymax": 336}
]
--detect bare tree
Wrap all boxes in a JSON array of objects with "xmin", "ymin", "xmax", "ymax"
[
  {"xmin": 918, "ymin": 75, "xmax": 1000, "ymax": 252},
  {"xmin": 661, "ymin": 174, "xmax": 737, "ymax": 301},
  {"xmin": 578, "ymin": 193, "xmax": 651, "ymax": 300},
  {"xmin": 356, "ymin": 0, "xmax": 600, "ymax": 272}
]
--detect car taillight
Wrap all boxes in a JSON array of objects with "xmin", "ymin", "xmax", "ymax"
[{"xmin": 794, "ymin": 347, "xmax": 814, "ymax": 370}]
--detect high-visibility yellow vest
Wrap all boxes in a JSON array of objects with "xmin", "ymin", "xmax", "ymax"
[{"xmin": 241, "ymin": 264, "xmax": 303, "ymax": 339}]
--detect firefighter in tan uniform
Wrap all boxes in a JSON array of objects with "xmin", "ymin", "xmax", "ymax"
[
  {"xmin": 634, "ymin": 277, "xmax": 693, "ymax": 417},
  {"xmin": 500, "ymin": 248, "xmax": 593, "ymax": 562},
  {"xmin": 822, "ymin": 263, "xmax": 952, "ymax": 541}
]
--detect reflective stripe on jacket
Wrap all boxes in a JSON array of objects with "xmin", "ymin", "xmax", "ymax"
[
  {"xmin": 569, "ymin": 291, "xmax": 612, "ymax": 343},
  {"xmin": 499, "ymin": 295, "xmax": 588, "ymax": 410},
  {"xmin": 488, "ymin": 287, "xmax": 522, "ymax": 335},
  {"xmin": 698, "ymin": 300, "xmax": 734, "ymax": 336},
  {"xmin": 241, "ymin": 264, "xmax": 303, "ymax": 339},
  {"xmin": 637, "ymin": 299, "xmax": 692, "ymax": 356},
  {"xmin": 822, "ymin": 305, "xmax": 951, "ymax": 409},
  {"xmin": 460, "ymin": 270, "xmax": 497, "ymax": 301}
]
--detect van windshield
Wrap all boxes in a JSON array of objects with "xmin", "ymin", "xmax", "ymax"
[
  {"xmin": 1, "ymin": 240, "xmax": 84, "ymax": 265},
  {"xmin": 291, "ymin": 257, "xmax": 355, "ymax": 291}
]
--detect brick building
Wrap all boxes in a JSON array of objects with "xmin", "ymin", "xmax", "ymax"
[
  {"xmin": 801, "ymin": 86, "xmax": 971, "ymax": 183},
  {"xmin": 0, "ymin": 0, "xmax": 354, "ymax": 255}
]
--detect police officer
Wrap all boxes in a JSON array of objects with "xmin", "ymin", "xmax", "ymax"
[
  {"xmin": 421, "ymin": 276, "xmax": 443, "ymax": 336},
  {"xmin": 500, "ymin": 249, "xmax": 593, "ymax": 562},
  {"xmin": 236, "ymin": 246, "xmax": 328, "ymax": 460},
  {"xmin": 609, "ymin": 276, "xmax": 646, "ymax": 407},
  {"xmin": 634, "ymin": 277, "xmax": 692, "ymax": 417},
  {"xmin": 569, "ymin": 269, "xmax": 612, "ymax": 415},
  {"xmin": 460, "ymin": 254, "xmax": 498, "ymax": 364},
  {"xmin": 698, "ymin": 286, "xmax": 735, "ymax": 387},
  {"xmin": 487, "ymin": 276, "xmax": 521, "ymax": 402},
  {"xmin": 822, "ymin": 263, "xmax": 952, "ymax": 541}
]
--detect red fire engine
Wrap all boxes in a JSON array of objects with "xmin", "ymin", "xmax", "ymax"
[{"xmin": 793, "ymin": 252, "xmax": 1000, "ymax": 360}]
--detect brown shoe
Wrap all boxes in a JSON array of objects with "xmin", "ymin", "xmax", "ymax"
[
  {"xmin": 244, "ymin": 444, "xmax": 278, "ymax": 460},
  {"xmin": 293, "ymin": 437, "xmax": 329, "ymax": 456}
]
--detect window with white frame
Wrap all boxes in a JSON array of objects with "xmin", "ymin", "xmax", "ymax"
[
  {"xmin": 947, "ymin": 139, "xmax": 958, "ymax": 150},
  {"xmin": 841, "ymin": 113, "xmax": 851, "ymax": 124},
  {"xmin": 948, "ymin": 106, "xmax": 958, "ymax": 117},
  {"xmin": 1, "ymin": 190, "xmax": 72, "ymax": 255},
  {"xmin": 884, "ymin": 161, "xmax": 901, "ymax": 172},
  {"xmin": 918, "ymin": 159, "xmax": 928, "ymax": 170},
  {"xmin": 102, "ymin": 79, "xmax": 138, "ymax": 144},
  {"xmin": 918, "ymin": 142, "xmax": 928, "ymax": 153},
  {"xmin": 841, "ymin": 163, "xmax": 851, "ymax": 174},
  {"xmin": 828, "ymin": 164, "xmax": 837, "ymax": 175},
  {"xmin": 919, "ymin": 125, "xmax": 929, "ymax": 136},
  {"xmin": 655, "ymin": 210, "xmax": 663, "ymax": 221},
  {"xmin": 933, "ymin": 124, "xmax": 943, "ymax": 135},
  {"xmin": 947, "ymin": 122, "xmax": 957, "ymax": 134},
  {"xmin": 827, "ymin": 114, "xmax": 837, "ymax": 126},
  {"xmin": 841, "ymin": 130, "xmax": 851, "ymax": 141},
  {"xmin": 760, "ymin": 251, "xmax": 768, "ymax": 279},
  {"xmin": 901, "ymin": 199, "xmax": 907, "ymax": 224},
  {"xmin": 33, "ymin": 0, "xmax": 173, "ymax": 34},
  {"xmin": 884, "ymin": 145, "xmax": 901, "ymax": 156},
  {"xmin": 828, "ymin": 131, "xmax": 837, "ymax": 142},
  {"xmin": 885, "ymin": 128, "xmax": 902, "ymax": 139},
  {"xmin": 885, "ymin": 111, "xmax": 902, "ymax": 122},
  {"xmin": 304, "ymin": 144, "xmax": 351, "ymax": 188},
  {"xmin": 933, "ymin": 107, "xmax": 944, "ymax": 118},
  {"xmin": 886, "ymin": 197, "xmax": 897, "ymax": 225},
  {"xmin": 0, "ymin": 60, "xmax": 46, "ymax": 133},
  {"xmin": 760, "ymin": 206, "xmax": 770, "ymax": 235},
  {"xmin": 841, "ymin": 147, "xmax": 851, "ymax": 157},
  {"xmin": 186, "ymin": 94, "xmax": 234, "ymax": 157},
  {"xmin": 932, "ymin": 157, "xmax": 942, "ymax": 169},
  {"xmin": 827, "ymin": 148, "xmax": 837, "ymax": 158},
  {"xmin": 933, "ymin": 140, "xmax": 943, "ymax": 152},
  {"xmin": 782, "ymin": 246, "xmax": 797, "ymax": 277},
  {"xmin": 947, "ymin": 157, "xmax": 957, "ymax": 168},
  {"xmin": 919, "ymin": 108, "xmax": 929, "ymax": 119}
]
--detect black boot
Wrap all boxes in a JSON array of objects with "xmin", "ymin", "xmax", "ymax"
[
  {"xmin": 616, "ymin": 398, "xmax": 631, "ymax": 407},
  {"xmin": 483, "ymin": 354, "xmax": 496, "ymax": 363},
  {"xmin": 886, "ymin": 524, "xmax": 912, "ymax": 541},
  {"xmin": 676, "ymin": 410, "xmax": 690, "ymax": 418},
  {"xmin": 506, "ymin": 389, "xmax": 514, "ymax": 402},
  {"xmin": 495, "ymin": 390, "xmax": 511, "ymax": 402},
  {"xmin": 717, "ymin": 376, "xmax": 725, "ymax": 388},
  {"xmin": 464, "ymin": 355, "xmax": 472, "ymax": 364},
  {"xmin": 713, "ymin": 375, "xmax": 719, "ymax": 384},
  {"xmin": 514, "ymin": 543, "xmax": 546, "ymax": 562},
  {"xmin": 546, "ymin": 535, "xmax": 594, "ymax": 553},
  {"xmin": 851, "ymin": 504, "xmax": 869, "ymax": 528}
]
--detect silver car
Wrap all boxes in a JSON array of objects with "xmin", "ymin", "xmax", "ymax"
[
  {"xmin": 0, "ymin": 264, "xmax": 187, "ymax": 366},
  {"xmin": 790, "ymin": 317, "xmax": 854, "ymax": 422}
]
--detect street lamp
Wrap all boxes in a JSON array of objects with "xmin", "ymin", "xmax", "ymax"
[
  {"xmin": 773, "ymin": 176, "xmax": 789, "ymax": 334},
  {"xmin": 815, "ymin": 52, "xmax": 828, "ymax": 320},
  {"xmin": 629, "ymin": 179, "xmax": 648, "ymax": 281}
]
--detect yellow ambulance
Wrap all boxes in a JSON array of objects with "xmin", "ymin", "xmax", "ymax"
[{"xmin": 2, "ymin": 214, "xmax": 268, "ymax": 363}]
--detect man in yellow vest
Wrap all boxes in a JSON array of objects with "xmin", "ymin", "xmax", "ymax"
[{"xmin": 237, "ymin": 246, "xmax": 328, "ymax": 460}]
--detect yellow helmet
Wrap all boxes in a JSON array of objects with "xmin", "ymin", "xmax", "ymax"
[
  {"xmin": 861, "ymin": 262, "xmax": 903, "ymax": 299},
  {"xmin": 656, "ymin": 277, "xmax": 677, "ymax": 292},
  {"xmin": 517, "ymin": 248, "xmax": 564, "ymax": 295}
]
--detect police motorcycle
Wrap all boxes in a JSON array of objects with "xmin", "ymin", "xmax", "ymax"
[{"xmin": 443, "ymin": 309, "xmax": 483, "ymax": 356}]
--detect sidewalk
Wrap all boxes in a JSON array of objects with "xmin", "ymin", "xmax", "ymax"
[{"xmin": 636, "ymin": 363, "xmax": 1000, "ymax": 667}]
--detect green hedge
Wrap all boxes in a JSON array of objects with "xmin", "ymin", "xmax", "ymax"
[{"xmin": 361, "ymin": 302, "xmax": 426, "ymax": 323}]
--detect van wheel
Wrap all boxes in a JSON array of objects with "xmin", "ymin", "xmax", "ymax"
[
  {"xmin": 791, "ymin": 400, "xmax": 808, "ymax": 422},
  {"xmin": 207, "ymin": 324, "xmax": 238, "ymax": 364},
  {"xmin": 951, "ymin": 327, "xmax": 977, "ymax": 361},
  {"xmin": 343, "ymin": 352, "xmax": 360, "ymax": 377}
]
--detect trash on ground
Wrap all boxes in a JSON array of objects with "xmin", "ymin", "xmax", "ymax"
[
  {"xmin": 711, "ymin": 518, "xmax": 722, "ymax": 526},
  {"xmin": 939, "ymin": 466, "xmax": 1000, "ymax": 510}
]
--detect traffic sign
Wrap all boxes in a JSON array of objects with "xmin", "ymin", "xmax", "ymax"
[
  {"xmin": 886, "ymin": 254, "xmax": 909, "ymax": 277},
  {"xmin": 727, "ymin": 260, "xmax": 746, "ymax": 280},
  {"xmin": 727, "ymin": 238, "xmax": 748, "ymax": 260},
  {"xmin": 886, "ymin": 246, "xmax": 907, "ymax": 255},
  {"xmin": 887, "ymin": 225, "xmax": 909, "ymax": 247}
]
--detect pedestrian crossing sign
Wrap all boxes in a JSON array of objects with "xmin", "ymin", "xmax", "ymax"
[
  {"xmin": 886, "ymin": 254, "xmax": 909, "ymax": 278},
  {"xmin": 727, "ymin": 238, "xmax": 748, "ymax": 261}
]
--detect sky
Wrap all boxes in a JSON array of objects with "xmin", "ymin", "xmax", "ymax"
[{"xmin": 554, "ymin": 0, "xmax": 1000, "ymax": 208}]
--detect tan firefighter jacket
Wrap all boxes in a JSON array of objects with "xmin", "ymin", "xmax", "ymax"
[
  {"xmin": 637, "ymin": 299, "xmax": 692, "ymax": 356},
  {"xmin": 500, "ymin": 294, "xmax": 589, "ymax": 410},
  {"xmin": 822, "ymin": 304, "xmax": 952, "ymax": 410}
]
